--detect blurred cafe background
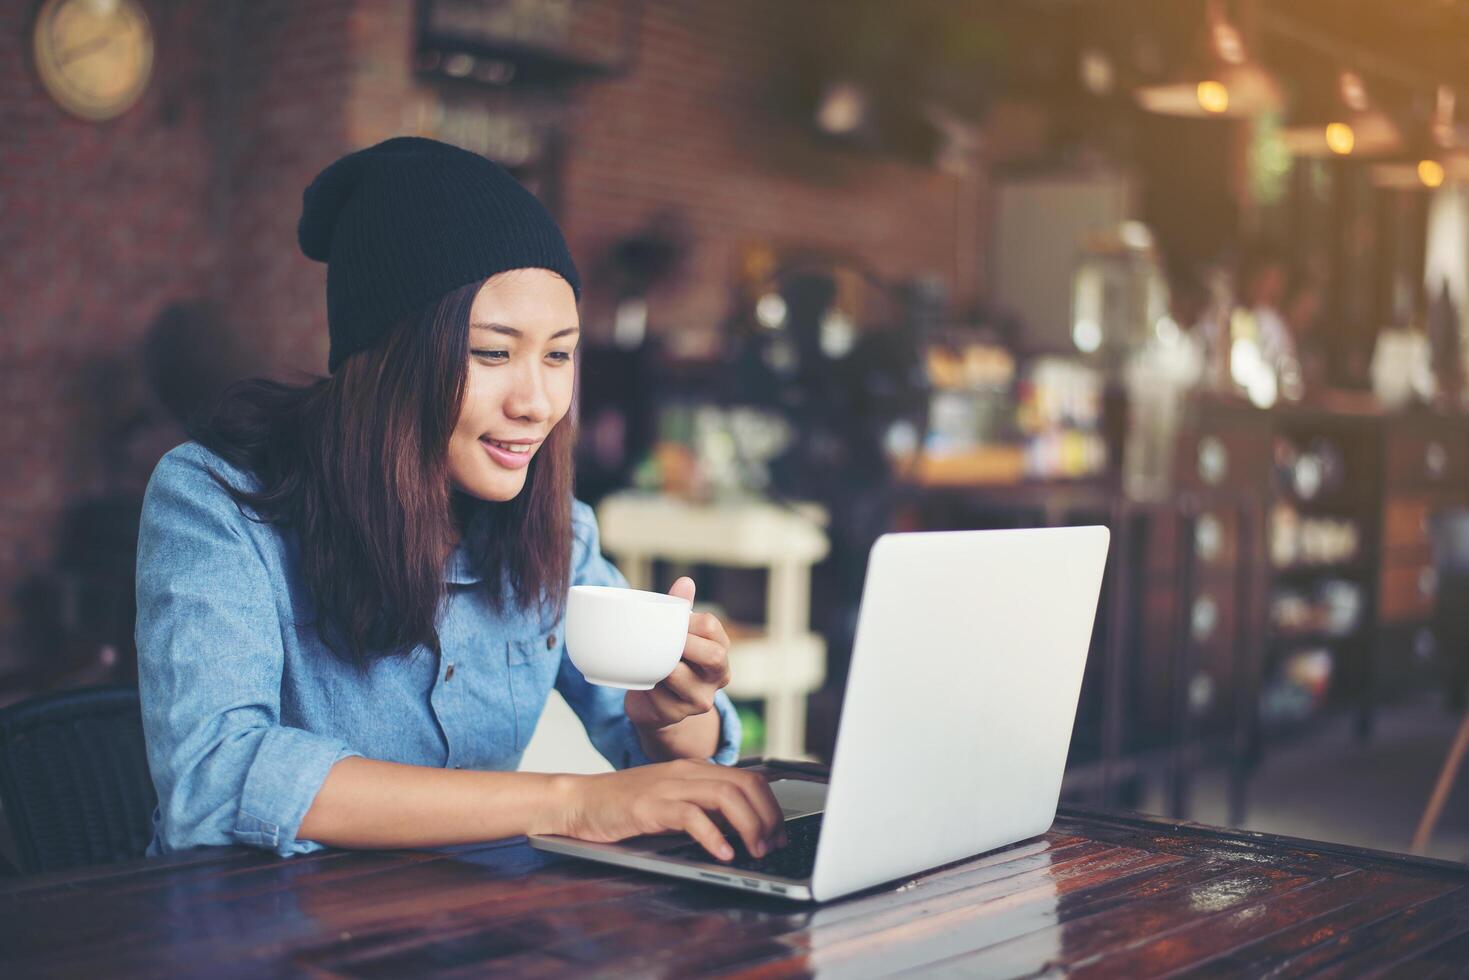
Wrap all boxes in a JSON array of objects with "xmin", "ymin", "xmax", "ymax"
[{"xmin": 5, "ymin": 0, "xmax": 1469, "ymax": 866}]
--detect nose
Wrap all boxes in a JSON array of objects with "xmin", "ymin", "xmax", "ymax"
[{"xmin": 503, "ymin": 360, "xmax": 552, "ymax": 424}]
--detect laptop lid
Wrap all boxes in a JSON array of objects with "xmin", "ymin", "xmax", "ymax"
[{"xmin": 810, "ymin": 526, "xmax": 1109, "ymax": 902}]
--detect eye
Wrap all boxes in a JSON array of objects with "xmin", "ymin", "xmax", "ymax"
[
  {"xmin": 471, "ymin": 349, "xmax": 508, "ymax": 363},
  {"xmin": 547, "ymin": 351, "xmax": 573, "ymax": 364}
]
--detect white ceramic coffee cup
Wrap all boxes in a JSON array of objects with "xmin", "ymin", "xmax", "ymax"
[{"xmin": 564, "ymin": 585, "xmax": 691, "ymax": 689}]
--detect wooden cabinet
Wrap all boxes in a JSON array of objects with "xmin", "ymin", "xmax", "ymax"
[
  {"xmin": 1384, "ymin": 422, "xmax": 1467, "ymax": 492},
  {"xmin": 1246, "ymin": 410, "xmax": 1469, "ymax": 740},
  {"xmin": 1136, "ymin": 530, "xmax": 1252, "ymax": 743},
  {"xmin": 1375, "ymin": 622, "xmax": 1442, "ymax": 701},
  {"xmin": 1130, "ymin": 566, "xmax": 1250, "ymax": 817},
  {"xmin": 1378, "ymin": 561, "xmax": 1439, "ymax": 622},
  {"xmin": 1378, "ymin": 418, "xmax": 1469, "ymax": 628},
  {"xmin": 1133, "ymin": 402, "xmax": 1270, "ymax": 755},
  {"xmin": 1372, "ymin": 418, "xmax": 1469, "ymax": 714},
  {"xmin": 1174, "ymin": 417, "xmax": 1272, "ymax": 493},
  {"xmin": 1142, "ymin": 406, "xmax": 1467, "ymax": 754},
  {"xmin": 1382, "ymin": 496, "xmax": 1440, "ymax": 554},
  {"xmin": 1145, "ymin": 506, "xmax": 1245, "ymax": 575}
]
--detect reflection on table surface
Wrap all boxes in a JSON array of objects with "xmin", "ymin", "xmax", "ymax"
[{"xmin": 5, "ymin": 789, "xmax": 1469, "ymax": 977}]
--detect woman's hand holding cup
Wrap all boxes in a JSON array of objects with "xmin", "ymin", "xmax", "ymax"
[{"xmin": 623, "ymin": 577, "xmax": 732, "ymax": 729}]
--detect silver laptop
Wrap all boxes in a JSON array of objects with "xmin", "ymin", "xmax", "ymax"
[{"xmin": 528, "ymin": 525, "xmax": 1110, "ymax": 903}]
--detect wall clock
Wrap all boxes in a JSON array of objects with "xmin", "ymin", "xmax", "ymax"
[{"xmin": 33, "ymin": 0, "xmax": 154, "ymax": 121}]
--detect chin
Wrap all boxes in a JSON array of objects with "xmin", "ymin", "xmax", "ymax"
[
  {"xmin": 448, "ymin": 440, "xmax": 541, "ymax": 503},
  {"xmin": 467, "ymin": 474, "xmax": 528, "ymax": 503},
  {"xmin": 447, "ymin": 460, "xmax": 529, "ymax": 503}
]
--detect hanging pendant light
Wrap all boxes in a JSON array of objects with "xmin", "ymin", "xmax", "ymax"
[
  {"xmin": 1279, "ymin": 68, "xmax": 1403, "ymax": 158},
  {"xmin": 1372, "ymin": 85, "xmax": 1469, "ymax": 189},
  {"xmin": 1134, "ymin": 0, "xmax": 1282, "ymax": 118}
]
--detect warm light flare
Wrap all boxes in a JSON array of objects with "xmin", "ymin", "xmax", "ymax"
[
  {"xmin": 1196, "ymin": 80, "xmax": 1230, "ymax": 114},
  {"xmin": 1419, "ymin": 159, "xmax": 1446, "ymax": 188},
  {"xmin": 1325, "ymin": 122, "xmax": 1356, "ymax": 155}
]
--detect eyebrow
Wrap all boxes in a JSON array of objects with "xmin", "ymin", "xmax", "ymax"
[{"xmin": 471, "ymin": 323, "xmax": 580, "ymax": 339}]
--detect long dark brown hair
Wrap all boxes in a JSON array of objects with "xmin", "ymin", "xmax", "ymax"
[{"xmin": 191, "ymin": 279, "xmax": 576, "ymax": 666}]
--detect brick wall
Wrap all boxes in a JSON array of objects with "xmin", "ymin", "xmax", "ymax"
[
  {"xmin": 218, "ymin": 0, "xmax": 356, "ymax": 375},
  {"xmin": 0, "ymin": 0, "xmax": 979, "ymax": 673},
  {"xmin": 0, "ymin": 0, "xmax": 357, "ymax": 673},
  {"xmin": 2, "ymin": 1, "xmax": 218, "ymax": 672}
]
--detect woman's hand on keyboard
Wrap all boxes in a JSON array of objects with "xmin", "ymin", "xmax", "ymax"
[{"xmin": 555, "ymin": 759, "xmax": 787, "ymax": 862}]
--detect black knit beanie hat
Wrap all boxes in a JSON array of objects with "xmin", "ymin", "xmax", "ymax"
[{"xmin": 298, "ymin": 136, "xmax": 581, "ymax": 373}]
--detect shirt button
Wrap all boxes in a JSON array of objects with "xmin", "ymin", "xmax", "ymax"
[
  {"xmin": 445, "ymin": 664, "xmax": 456, "ymax": 681},
  {"xmin": 546, "ymin": 633, "xmax": 557, "ymax": 650}
]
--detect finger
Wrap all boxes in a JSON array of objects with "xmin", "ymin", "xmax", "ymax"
[
  {"xmin": 688, "ymin": 780, "xmax": 768, "ymax": 857},
  {"xmin": 687, "ymin": 611, "xmax": 731, "ymax": 649},
  {"xmin": 665, "ymin": 800, "xmax": 733, "ymax": 862},
  {"xmin": 725, "ymin": 769, "xmax": 785, "ymax": 844},
  {"xmin": 629, "ymin": 688, "xmax": 678, "ymax": 727},
  {"xmin": 668, "ymin": 576, "xmax": 696, "ymax": 604},
  {"xmin": 657, "ymin": 664, "xmax": 716, "ymax": 711},
  {"xmin": 640, "ymin": 685, "xmax": 691, "ymax": 726},
  {"xmin": 679, "ymin": 634, "xmax": 730, "ymax": 683}
]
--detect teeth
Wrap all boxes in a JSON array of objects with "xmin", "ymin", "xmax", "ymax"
[{"xmin": 485, "ymin": 439, "xmax": 531, "ymax": 454}]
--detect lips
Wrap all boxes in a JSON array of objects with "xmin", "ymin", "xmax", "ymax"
[
  {"xmin": 482, "ymin": 438, "xmax": 534, "ymax": 454},
  {"xmin": 480, "ymin": 436, "xmax": 538, "ymax": 470}
]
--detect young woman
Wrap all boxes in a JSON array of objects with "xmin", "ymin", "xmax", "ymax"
[{"xmin": 135, "ymin": 137, "xmax": 785, "ymax": 864}]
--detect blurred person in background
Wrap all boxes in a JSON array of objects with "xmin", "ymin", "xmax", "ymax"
[
  {"xmin": 1283, "ymin": 273, "xmax": 1329, "ymax": 393},
  {"xmin": 1239, "ymin": 242, "xmax": 1299, "ymax": 376},
  {"xmin": 1169, "ymin": 265, "xmax": 1219, "ymax": 346},
  {"xmin": 134, "ymin": 138, "xmax": 784, "ymax": 866}
]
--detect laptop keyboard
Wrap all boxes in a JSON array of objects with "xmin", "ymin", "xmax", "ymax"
[{"xmin": 661, "ymin": 812, "xmax": 824, "ymax": 880}]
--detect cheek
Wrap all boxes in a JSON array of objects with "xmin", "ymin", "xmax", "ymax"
[
  {"xmin": 550, "ymin": 370, "xmax": 576, "ymax": 421},
  {"xmin": 453, "ymin": 370, "xmax": 493, "ymax": 436}
]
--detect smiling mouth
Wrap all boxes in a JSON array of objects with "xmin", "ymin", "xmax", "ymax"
[{"xmin": 481, "ymin": 438, "xmax": 535, "ymax": 455}]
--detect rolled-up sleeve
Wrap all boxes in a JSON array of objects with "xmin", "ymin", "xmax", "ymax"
[
  {"xmin": 136, "ymin": 446, "xmax": 360, "ymax": 857},
  {"xmin": 555, "ymin": 500, "xmax": 742, "ymax": 769}
]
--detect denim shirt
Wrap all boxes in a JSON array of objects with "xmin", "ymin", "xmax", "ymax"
[{"xmin": 135, "ymin": 442, "xmax": 741, "ymax": 857}]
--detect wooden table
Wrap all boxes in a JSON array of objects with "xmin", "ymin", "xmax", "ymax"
[{"xmin": 5, "ymin": 768, "xmax": 1469, "ymax": 977}]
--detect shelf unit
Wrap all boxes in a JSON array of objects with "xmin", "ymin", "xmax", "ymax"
[
  {"xmin": 1371, "ymin": 415, "xmax": 1469, "ymax": 707},
  {"xmin": 1263, "ymin": 410, "xmax": 1378, "ymax": 740},
  {"xmin": 413, "ymin": 0, "xmax": 640, "ymax": 89},
  {"xmin": 894, "ymin": 398, "xmax": 1469, "ymax": 825},
  {"xmin": 1261, "ymin": 410, "xmax": 1469, "ymax": 736},
  {"xmin": 596, "ymin": 492, "xmax": 830, "ymax": 760}
]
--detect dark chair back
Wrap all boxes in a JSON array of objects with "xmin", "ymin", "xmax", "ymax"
[{"xmin": 0, "ymin": 686, "xmax": 157, "ymax": 874}]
